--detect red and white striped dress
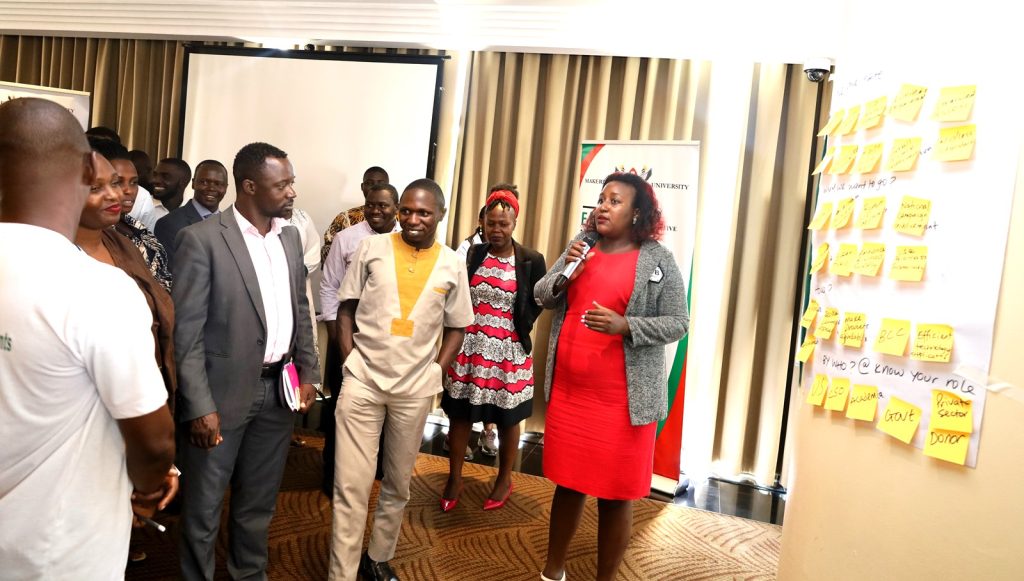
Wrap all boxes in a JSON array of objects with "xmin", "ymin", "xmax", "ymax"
[{"xmin": 443, "ymin": 253, "xmax": 534, "ymax": 426}]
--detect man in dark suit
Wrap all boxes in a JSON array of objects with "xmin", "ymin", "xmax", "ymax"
[
  {"xmin": 172, "ymin": 142, "xmax": 320, "ymax": 581},
  {"xmin": 154, "ymin": 159, "xmax": 228, "ymax": 263}
]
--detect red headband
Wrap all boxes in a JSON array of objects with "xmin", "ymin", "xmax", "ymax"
[{"xmin": 486, "ymin": 189, "xmax": 519, "ymax": 217}]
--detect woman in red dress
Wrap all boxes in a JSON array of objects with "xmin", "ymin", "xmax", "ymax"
[{"xmin": 535, "ymin": 172, "xmax": 689, "ymax": 581}]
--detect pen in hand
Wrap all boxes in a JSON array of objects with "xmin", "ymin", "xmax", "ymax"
[{"xmin": 138, "ymin": 515, "xmax": 166, "ymax": 533}]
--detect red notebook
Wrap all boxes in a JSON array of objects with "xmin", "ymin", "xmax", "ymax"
[{"xmin": 280, "ymin": 361, "xmax": 300, "ymax": 411}]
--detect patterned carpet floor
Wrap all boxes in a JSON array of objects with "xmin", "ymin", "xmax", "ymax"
[{"xmin": 127, "ymin": 431, "xmax": 780, "ymax": 580}]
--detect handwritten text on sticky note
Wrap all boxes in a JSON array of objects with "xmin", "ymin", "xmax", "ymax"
[
  {"xmin": 874, "ymin": 318, "xmax": 911, "ymax": 356},
  {"xmin": 930, "ymin": 389, "xmax": 972, "ymax": 433},
  {"xmin": 894, "ymin": 196, "xmax": 932, "ymax": 237},
  {"xmin": 885, "ymin": 137, "xmax": 922, "ymax": 172},
  {"xmin": 839, "ymin": 312, "xmax": 867, "ymax": 348},
  {"xmin": 856, "ymin": 196, "xmax": 886, "ymax": 229},
  {"xmin": 911, "ymin": 323, "xmax": 954, "ymax": 363},
  {"xmin": 877, "ymin": 396, "xmax": 921, "ymax": 444},
  {"xmin": 846, "ymin": 385, "xmax": 879, "ymax": 421},
  {"xmin": 890, "ymin": 246, "xmax": 928, "ymax": 282}
]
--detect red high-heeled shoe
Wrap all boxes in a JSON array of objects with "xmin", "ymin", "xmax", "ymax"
[
  {"xmin": 483, "ymin": 482, "xmax": 513, "ymax": 510},
  {"xmin": 439, "ymin": 496, "xmax": 459, "ymax": 512}
]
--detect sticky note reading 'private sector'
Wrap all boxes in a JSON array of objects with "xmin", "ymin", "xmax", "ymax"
[
  {"xmin": 856, "ymin": 196, "xmax": 887, "ymax": 229},
  {"xmin": 911, "ymin": 323, "xmax": 954, "ymax": 363},
  {"xmin": 824, "ymin": 377, "xmax": 850, "ymax": 411},
  {"xmin": 888, "ymin": 84, "xmax": 927, "ymax": 122},
  {"xmin": 839, "ymin": 312, "xmax": 867, "ymax": 348},
  {"xmin": 846, "ymin": 385, "xmax": 879, "ymax": 421},
  {"xmin": 874, "ymin": 318, "xmax": 911, "ymax": 356},
  {"xmin": 923, "ymin": 428, "xmax": 970, "ymax": 465},
  {"xmin": 930, "ymin": 389, "xmax": 973, "ymax": 433},
  {"xmin": 877, "ymin": 397, "xmax": 921, "ymax": 444},
  {"xmin": 894, "ymin": 196, "xmax": 932, "ymax": 237}
]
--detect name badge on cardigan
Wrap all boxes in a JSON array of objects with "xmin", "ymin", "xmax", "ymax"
[
  {"xmin": 391, "ymin": 318, "xmax": 415, "ymax": 337},
  {"xmin": 650, "ymin": 266, "xmax": 664, "ymax": 283}
]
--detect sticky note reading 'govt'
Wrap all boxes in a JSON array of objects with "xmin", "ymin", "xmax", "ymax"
[
  {"xmin": 857, "ymin": 96, "xmax": 888, "ymax": 131},
  {"xmin": 874, "ymin": 318, "xmax": 911, "ymax": 356},
  {"xmin": 933, "ymin": 124, "xmax": 976, "ymax": 162},
  {"xmin": 911, "ymin": 323, "xmax": 954, "ymax": 363},
  {"xmin": 890, "ymin": 246, "xmax": 928, "ymax": 282},
  {"xmin": 888, "ymin": 84, "xmax": 928, "ymax": 122},
  {"xmin": 824, "ymin": 377, "xmax": 850, "ymax": 411},
  {"xmin": 846, "ymin": 385, "xmax": 879, "ymax": 421},
  {"xmin": 807, "ymin": 373, "xmax": 828, "ymax": 406},
  {"xmin": 832, "ymin": 198, "xmax": 856, "ymax": 229},
  {"xmin": 800, "ymin": 300, "xmax": 819, "ymax": 328},
  {"xmin": 814, "ymin": 307, "xmax": 841, "ymax": 340},
  {"xmin": 854, "ymin": 143, "xmax": 884, "ymax": 174},
  {"xmin": 808, "ymin": 202, "xmax": 833, "ymax": 230},
  {"xmin": 839, "ymin": 312, "xmax": 867, "ymax": 348},
  {"xmin": 796, "ymin": 334, "xmax": 817, "ymax": 364},
  {"xmin": 930, "ymin": 389, "xmax": 973, "ymax": 433},
  {"xmin": 829, "ymin": 243, "xmax": 858, "ymax": 277},
  {"xmin": 856, "ymin": 196, "xmax": 887, "ymax": 230},
  {"xmin": 894, "ymin": 196, "xmax": 932, "ymax": 237},
  {"xmin": 931, "ymin": 85, "xmax": 976, "ymax": 122},
  {"xmin": 852, "ymin": 243, "xmax": 886, "ymax": 277},
  {"xmin": 885, "ymin": 137, "xmax": 922, "ymax": 172},
  {"xmin": 810, "ymin": 243, "xmax": 830, "ymax": 274},
  {"xmin": 877, "ymin": 396, "xmax": 921, "ymax": 444},
  {"xmin": 923, "ymin": 428, "xmax": 970, "ymax": 465}
]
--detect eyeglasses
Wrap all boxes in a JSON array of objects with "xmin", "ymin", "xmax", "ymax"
[{"xmin": 195, "ymin": 178, "xmax": 227, "ymax": 189}]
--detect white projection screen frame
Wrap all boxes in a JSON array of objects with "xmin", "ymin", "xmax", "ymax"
[{"xmin": 180, "ymin": 46, "xmax": 444, "ymax": 313}]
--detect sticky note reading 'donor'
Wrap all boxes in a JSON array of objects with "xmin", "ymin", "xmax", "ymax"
[
  {"xmin": 877, "ymin": 396, "xmax": 921, "ymax": 444},
  {"xmin": 923, "ymin": 428, "xmax": 970, "ymax": 465}
]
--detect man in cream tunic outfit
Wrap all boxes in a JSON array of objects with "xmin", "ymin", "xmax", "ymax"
[{"xmin": 329, "ymin": 179, "xmax": 473, "ymax": 581}]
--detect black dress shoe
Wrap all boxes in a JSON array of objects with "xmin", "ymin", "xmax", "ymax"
[{"xmin": 360, "ymin": 551, "xmax": 400, "ymax": 581}]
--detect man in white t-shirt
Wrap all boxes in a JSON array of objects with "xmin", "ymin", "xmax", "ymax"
[{"xmin": 0, "ymin": 98, "xmax": 176, "ymax": 581}]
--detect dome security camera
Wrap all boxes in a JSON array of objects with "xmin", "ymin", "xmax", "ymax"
[{"xmin": 804, "ymin": 57, "xmax": 833, "ymax": 83}]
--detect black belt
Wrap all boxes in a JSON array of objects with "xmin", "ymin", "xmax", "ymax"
[{"xmin": 260, "ymin": 360, "xmax": 284, "ymax": 378}]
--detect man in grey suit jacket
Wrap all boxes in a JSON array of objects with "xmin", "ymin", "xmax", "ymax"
[
  {"xmin": 154, "ymin": 159, "xmax": 228, "ymax": 263},
  {"xmin": 172, "ymin": 142, "xmax": 321, "ymax": 581}
]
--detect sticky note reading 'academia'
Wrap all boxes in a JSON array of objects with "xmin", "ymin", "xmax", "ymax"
[
  {"xmin": 807, "ymin": 374, "xmax": 828, "ymax": 406},
  {"xmin": 825, "ymin": 377, "xmax": 850, "ymax": 411},
  {"xmin": 911, "ymin": 323, "xmax": 954, "ymax": 363},
  {"xmin": 930, "ymin": 389, "xmax": 973, "ymax": 433},
  {"xmin": 846, "ymin": 385, "xmax": 879, "ymax": 421},
  {"xmin": 923, "ymin": 428, "xmax": 970, "ymax": 465},
  {"xmin": 857, "ymin": 96, "xmax": 888, "ymax": 131},
  {"xmin": 796, "ymin": 334, "xmax": 817, "ymax": 364},
  {"xmin": 888, "ymin": 84, "xmax": 928, "ymax": 122},
  {"xmin": 885, "ymin": 137, "xmax": 922, "ymax": 172},
  {"xmin": 856, "ymin": 196, "xmax": 887, "ymax": 229},
  {"xmin": 814, "ymin": 307, "xmax": 841, "ymax": 340},
  {"xmin": 839, "ymin": 312, "xmax": 867, "ymax": 348},
  {"xmin": 829, "ymin": 145, "xmax": 859, "ymax": 175},
  {"xmin": 877, "ymin": 396, "xmax": 921, "ymax": 444},
  {"xmin": 808, "ymin": 202, "xmax": 833, "ymax": 230},
  {"xmin": 811, "ymin": 243, "xmax": 830, "ymax": 274},
  {"xmin": 818, "ymin": 110, "xmax": 845, "ymax": 137},
  {"xmin": 852, "ymin": 243, "xmax": 886, "ymax": 277},
  {"xmin": 894, "ymin": 196, "xmax": 932, "ymax": 237},
  {"xmin": 829, "ymin": 243, "xmax": 858, "ymax": 277},
  {"xmin": 800, "ymin": 300, "xmax": 819, "ymax": 328},
  {"xmin": 854, "ymin": 143, "xmax": 884, "ymax": 174},
  {"xmin": 933, "ymin": 124, "xmax": 976, "ymax": 162},
  {"xmin": 931, "ymin": 85, "xmax": 976, "ymax": 122},
  {"xmin": 838, "ymin": 105, "xmax": 861, "ymax": 135},
  {"xmin": 874, "ymin": 318, "xmax": 911, "ymax": 356},
  {"xmin": 890, "ymin": 246, "xmax": 928, "ymax": 282},
  {"xmin": 832, "ymin": 198, "xmax": 856, "ymax": 229}
]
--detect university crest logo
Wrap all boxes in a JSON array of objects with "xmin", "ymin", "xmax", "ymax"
[{"xmin": 613, "ymin": 164, "xmax": 653, "ymax": 181}]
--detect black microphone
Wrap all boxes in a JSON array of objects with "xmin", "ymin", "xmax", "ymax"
[{"xmin": 552, "ymin": 231, "xmax": 600, "ymax": 295}]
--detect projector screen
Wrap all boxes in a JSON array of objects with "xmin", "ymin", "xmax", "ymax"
[{"xmin": 179, "ymin": 47, "xmax": 443, "ymax": 313}]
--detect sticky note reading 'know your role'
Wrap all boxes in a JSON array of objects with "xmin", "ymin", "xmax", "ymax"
[{"xmin": 877, "ymin": 396, "xmax": 921, "ymax": 444}]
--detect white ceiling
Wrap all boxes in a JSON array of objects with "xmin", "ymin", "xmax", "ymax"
[{"xmin": 0, "ymin": 1, "xmax": 841, "ymax": 63}]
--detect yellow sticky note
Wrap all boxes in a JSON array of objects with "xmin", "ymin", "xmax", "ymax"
[
  {"xmin": 815, "ymin": 307, "xmax": 840, "ymax": 340},
  {"xmin": 893, "ymin": 196, "xmax": 932, "ymax": 237},
  {"xmin": 832, "ymin": 197, "xmax": 856, "ymax": 229},
  {"xmin": 810, "ymin": 242, "xmax": 830, "ymax": 274},
  {"xmin": 824, "ymin": 377, "xmax": 850, "ymax": 411},
  {"xmin": 889, "ymin": 84, "xmax": 928, "ymax": 122},
  {"xmin": 856, "ymin": 196, "xmax": 887, "ymax": 229},
  {"xmin": 839, "ymin": 312, "xmax": 867, "ymax": 348},
  {"xmin": 811, "ymin": 148, "xmax": 834, "ymax": 175},
  {"xmin": 931, "ymin": 85, "xmax": 976, "ymax": 122},
  {"xmin": 838, "ymin": 105, "xmax": 861, "ymax": 135},
  {"xmin": 854, "ymin": 143, "xmax": 884, "ymax": 174},
  {"xmin": 877, "ymin": 396, "xmax": 922, "ymax": 444},
  {"xmin": 890, "ymin": 246, "xmax": 928, "ymax": 282},
  {"xmin": 911, "ymin": 323, "xmax": 954, "ymax": 363},
  {"xmin": 818, "ymin": 110, "xmax": 845, "ymax": 137},
  {"xmin": 923, "ymin": 429, "xmax": 970, "ymax": 465},
  {"xmin": 808, "ymin": 202, "xmax": 833, "ymax": 230},
  {"xmin": 931, "ymin": 389, "xmax": 972, "ymax": 433},
  {"xmin": 828, "ymin": 145, "xmax": 859, "ymax": 175},
  {"xmin": 829, "ymin": 243, "xmax": 858, "ymax": 277},
  {"xmin": 874, "ymin": 318, "xmax": 911, "ymax": 356},
  {"xmin": 857, "ymin": 96, "xmax": 888, "ymax": 131},
  {"xmin": 846, "ymin": 385, "xmax": 879, "ymax": 421},
  {"xmin": 797, "ymin": 334, "xmax": 818, "ymax": 364},
  {"xmin": 852, "ymin": 243, "xmax": 886, "ymax": 277},
  {"xmin": 885, "ymin": 137, "xmax": 922, "ymax": 172},
  {"xmin": 800, "ymin": 300, "xmax": 819, "ymax": 328},
  {"xmin": 806, "ymin": 373, "xmax": 828, "ymax": 406},
  {"xmin": 933, "ymin": 124, "xmax": 976, "ymax": 162}
]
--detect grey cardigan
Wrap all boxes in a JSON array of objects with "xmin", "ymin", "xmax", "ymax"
[{"xmin": 535, "ymin": 233, "xmax": 689, "ymax": 426}]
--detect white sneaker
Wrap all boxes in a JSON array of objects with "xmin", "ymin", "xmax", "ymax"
[{"xmin": 478, "ymin": 429, "xmax": 499, "ymax": 457}]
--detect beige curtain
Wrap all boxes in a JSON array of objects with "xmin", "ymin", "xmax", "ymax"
[
  {"xmin": 0, "ymin": 35, "xmax": 184, "ymax": 158},
  {"xmin": 451, "ymin": 51, "xmax": 819, "ymax": 485}
]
